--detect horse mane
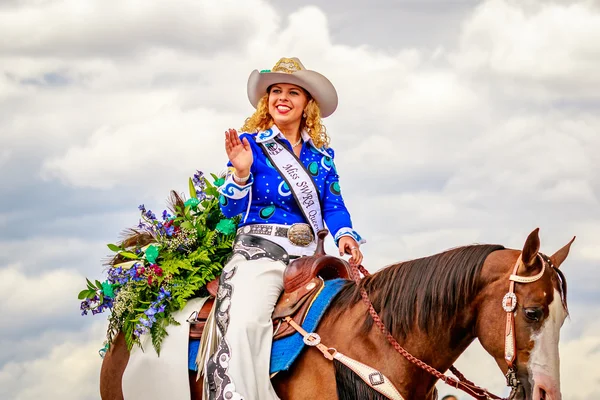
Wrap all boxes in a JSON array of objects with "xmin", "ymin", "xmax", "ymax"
[
  {"xmin": 332, "ymin": 244, "xmax": 505, "ymax": 339},
  {"xmin": 555, "ymin": 267, "xmax": 569, "ymax": 312}
]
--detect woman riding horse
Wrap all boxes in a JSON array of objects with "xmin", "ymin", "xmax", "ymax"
[{"xmin": 203, "ymin": 57, "xmax": 365, "ymax": 400}]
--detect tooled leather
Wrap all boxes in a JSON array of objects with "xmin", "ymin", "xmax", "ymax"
[
  {"xmin": 189, "ymin": 277, "xmax": 325, "ymax": 341},
  {"xmin": 272, "ymin": 278, "xmax": 324, "ymax": 340},
  {"xmin": 283, "ymin": 255, "xmax": 351, "ymax": 293}
]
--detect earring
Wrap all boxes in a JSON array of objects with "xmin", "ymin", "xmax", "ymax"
[{"xmin": 303, "ymin": 112, "xmax": 307, "ymax": 118}]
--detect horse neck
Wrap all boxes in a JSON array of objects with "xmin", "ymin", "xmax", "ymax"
[
  {"xmin": 365, "ymin": 267, "xmax": 479, "ymax": 369},
  {"xmin": 332, "ymin": 290, "xmax": 476, "ymax": 400},
  {"xmin": 327, "ymin": 245, "xmax": 506, "ymax": 398}
]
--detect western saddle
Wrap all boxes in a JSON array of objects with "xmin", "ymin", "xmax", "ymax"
[{"xmin": 189, "ymin": 229, "xmax": 352, "ymax": 341}]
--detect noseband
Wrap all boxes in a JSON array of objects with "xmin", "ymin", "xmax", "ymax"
[{"xmin": 503, "ymin": 253, "xmax": 552, "ymax": 395}]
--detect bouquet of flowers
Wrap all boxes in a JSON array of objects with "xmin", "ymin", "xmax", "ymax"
[{"xmin": 78, "ymin": 171, "xmax": 238, "ymax": 356}]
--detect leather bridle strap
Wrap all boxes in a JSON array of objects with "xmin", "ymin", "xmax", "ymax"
[
  {"xmin": 284, "ymin": 316, "xmax": 405, "ymax": 400},
  {"xmin": 503, "ymin": 255, "xmax": 546, "ymax": 373}
]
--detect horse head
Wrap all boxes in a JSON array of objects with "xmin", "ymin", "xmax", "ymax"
[{"xmin": 476, "ymin": 228, "xmax": 573, "ymax": 400}]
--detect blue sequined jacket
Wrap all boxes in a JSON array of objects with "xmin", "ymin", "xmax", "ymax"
[{"xmin": 218, "ymin": 126, "xmax": 363, "ymax": 246}]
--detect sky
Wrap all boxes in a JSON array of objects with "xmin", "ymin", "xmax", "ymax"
[{"xmin": 1, "ymin": 0, "xmax": 599, "ymax": 399}]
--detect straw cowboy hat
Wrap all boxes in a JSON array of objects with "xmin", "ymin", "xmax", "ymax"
[{"xmin": 247, "ymin": 57, "xmax": 338, "ymax": 118}]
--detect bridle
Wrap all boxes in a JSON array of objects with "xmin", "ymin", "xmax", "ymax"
[
  {"xmin": 350, "ymin": 251, "xmax": 556, "ymax": 400},
  {"xmin": 502, "ymin": 253, "xmax": 548, "ymax": 395}
]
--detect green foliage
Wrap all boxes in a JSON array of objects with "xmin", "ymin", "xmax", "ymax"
[{"xmin": 78, "ymin": 172, "xmax": 238, "ymax": 355}]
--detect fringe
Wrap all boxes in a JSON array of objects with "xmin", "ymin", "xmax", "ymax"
[{"xmin": 195, "ymin": 300, "xmax": 219, "ymax": 400}]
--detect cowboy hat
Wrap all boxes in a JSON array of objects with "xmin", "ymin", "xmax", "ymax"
[{"xmin": 247, "ymin": 57, "xmax": 338, "ymax": 118}]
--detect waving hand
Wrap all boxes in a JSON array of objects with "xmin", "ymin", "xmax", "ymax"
[{"xmin": 225, "ymin": 128, "xmax": 253, "ymax": 179}]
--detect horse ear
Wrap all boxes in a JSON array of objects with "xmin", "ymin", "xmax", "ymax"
[
  {"xmin": 550, "ymin": 236, "xmax": 576, "ymax": 269},
  {"xmin": 520, "ymin": 228, "xmax": 541, "ymax": 269}
]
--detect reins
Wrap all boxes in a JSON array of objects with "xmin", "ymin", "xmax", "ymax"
[
  {"xmin": 285, "ymin": 251, "xmax": 553, "ymax": 399},
  {"xmin": 350, "ymin": 262, "xmax": 506, "ymax": 400}
]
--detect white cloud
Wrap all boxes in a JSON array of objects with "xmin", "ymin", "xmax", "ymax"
[
  {"xmin": 40, "ymin": 107, "xmax": 236, "ymax": 189},
  {"xmin": 0, "ymin": 149, "xmax": 10, "ymax": 168},
  {"xmin": 0, "ymin": 266, "xmax": 85, "ymax": 332},
  {"xmin": 0, "ymin": 0, "xmax": 277, "ymax": 57},
  {"xmin": 0, "ymin": 236, "xmax": 103, "ymax": 266},
  {"xmin": 0, "ymin": 322, "xmax": 106, "ymax": 400},
  {"xmin": 454, "ymin": 0, "xmax": 600, "ymax": 95}
]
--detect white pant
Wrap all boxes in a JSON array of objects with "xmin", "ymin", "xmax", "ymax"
[{"xmin": 205, "ymin": 254, "xmax": 286, "ymax": 400}]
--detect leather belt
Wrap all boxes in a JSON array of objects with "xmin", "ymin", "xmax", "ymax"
[
  {"xmin": 237, "ymin": 223, "xmax": 314, "ymax": 247},
  {"xmin": 232, "ymin": 234, "xmax": 298, "ymax": 264}
]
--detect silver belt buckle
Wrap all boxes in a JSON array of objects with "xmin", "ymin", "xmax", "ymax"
[{"xmin": 287, "ymin": 223, "xmax": 314, "ymax": 247}]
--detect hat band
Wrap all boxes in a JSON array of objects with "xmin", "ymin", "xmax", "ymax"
[{"xmin": 271, "ymin": 57, "xmax": 303, "ymax": 74}]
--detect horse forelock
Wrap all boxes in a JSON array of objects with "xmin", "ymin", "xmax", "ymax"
[{"xmin": 332, "ymin": 244, "xmax": 505, "ymax": 340}]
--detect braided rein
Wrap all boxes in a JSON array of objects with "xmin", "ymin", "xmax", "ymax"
[{"xmin": 351, "ymin": 263, "xmax": 506, "ymax": 400}]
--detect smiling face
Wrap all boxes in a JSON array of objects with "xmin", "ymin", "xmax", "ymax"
[{"xmin": 268, "ymin": 83, "xmax": 309, "ymax": 132}]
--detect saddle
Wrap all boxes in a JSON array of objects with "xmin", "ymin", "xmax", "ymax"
[{"xmin": 189, "ymin": 229, "xmax": 352, "ymax": 341}]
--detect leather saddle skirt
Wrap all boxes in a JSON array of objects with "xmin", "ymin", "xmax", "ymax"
[{"xmin": 189, "ymin": 229, "xmax": 352, "ymax": 341}]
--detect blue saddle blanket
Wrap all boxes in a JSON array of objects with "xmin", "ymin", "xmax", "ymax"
[{"xmin": 188, "ymin": 278, "xmax": 346, "ymax": 374}]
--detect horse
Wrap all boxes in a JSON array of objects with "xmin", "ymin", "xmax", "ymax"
[{"xmin": 100, "ymin": 228, "xmax": 572, "ymax": 400}]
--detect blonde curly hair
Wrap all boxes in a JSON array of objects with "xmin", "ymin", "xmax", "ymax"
[{"xmin": 241, "ymin": 91, "xmax": 330, "ymax": 148}]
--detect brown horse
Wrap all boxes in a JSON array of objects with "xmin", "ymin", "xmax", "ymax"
[{"xmin": 100, "ymin": 228, "xmax": 572, "ymax": 400}]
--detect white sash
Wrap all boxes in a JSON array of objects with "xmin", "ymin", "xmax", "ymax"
[{"xmin": 259, "ymin": 137, "xmax": 324, "ymax": 236}]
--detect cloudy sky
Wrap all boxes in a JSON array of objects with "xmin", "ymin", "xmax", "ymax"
[{"xmin": 1, "ymin": 0, "xmax": 599, "ymax": 398}]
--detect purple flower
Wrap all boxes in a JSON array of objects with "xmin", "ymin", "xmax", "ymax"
[
  {"xmin": 145, "ymin": 210, "xmax": 156, "ymax": 220},
  {"xmin": 145, "ymin": 307, "xmax": 157, "ymax": 317},
  {"xmin": 134, "ymin": 324, "xmax": 148, "ymax": 337},
  {"xmin": 107, "ymin": 267, "xmax": 126, "ymax": 284},
  {"xmin": 140, "ymin": 317, "xmax": 152, "ymax": 327},
  {"xmin": 193, "ymin": 171, "xmax": 205, "ymax": 186},
  {"xmin": 157, "ymin": 304, "xmax": 166, "ymax": 313},
  {"xmin": 164, "ymin": 225, "xmax": 174, "ymax": 236},
  {"xmin": 138, "ymin": 204, "xmax": 146, "ymax": 212},
  {"xmin": 158, "ymin": 287, "xmax": 171, "ymax": 300}
]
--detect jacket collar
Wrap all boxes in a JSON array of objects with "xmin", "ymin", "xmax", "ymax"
[{"xmin": 255, "ymin": 125, "xmax": 330, "ymax": 157}]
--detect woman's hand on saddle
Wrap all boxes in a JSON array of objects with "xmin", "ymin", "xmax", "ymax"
[
  {"xmin": 224, "ymin": 128, "xmax": 253, "ymax": 180},
  {"xmin": 338, "ymin": 236, "xmax": 363, "ymax": 266}
]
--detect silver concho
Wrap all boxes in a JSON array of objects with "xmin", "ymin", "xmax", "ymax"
[
  {"xmin": 303, "ymin": 332, "xmax": 321, "ymax": 346},
  {"xmin": 502, "ymin": 292, "xmax": 518, "ymax": 312},
  {"xmin": 287, "ymin": 223, "xmax": 314, "ymax": 247}
]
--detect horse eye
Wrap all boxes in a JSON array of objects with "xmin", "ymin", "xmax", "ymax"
[{"xmin": 524, "ymin": 307, "xmax": 543, "ymax": 322}]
